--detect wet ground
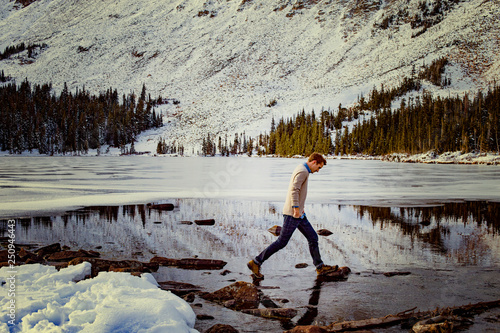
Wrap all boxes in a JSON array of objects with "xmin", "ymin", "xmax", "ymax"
[{"xmin": 2, "ymin": 199, "xmax": 500, "ymax": 332}]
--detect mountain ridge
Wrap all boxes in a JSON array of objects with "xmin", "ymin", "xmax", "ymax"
[{"xmin": 0, "ymin": 0, "xmax": 499, "ymax": 152}]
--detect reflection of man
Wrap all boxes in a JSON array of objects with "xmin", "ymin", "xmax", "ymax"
[{"xmin": 248, "ymin": 152, "xmax": 338, "ymax": 279}]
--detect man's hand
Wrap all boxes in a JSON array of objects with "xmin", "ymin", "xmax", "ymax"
[{"xmin": 293, "ymin": 207, "xmax": 301, "ymax": 218}]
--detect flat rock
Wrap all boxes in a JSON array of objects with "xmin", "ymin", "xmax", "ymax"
[
  {"xmin": 194, "ymin": 219, "xmax": 215, "ymax": 226},
  {"xmin": 150, "ymin": 256, "xmax": 179, "ymax": 266},
  {"xmin": 158, "ymin": 281, "xmax": 202, "ymax": 296},
  {"xmin": 241, "ymin": 308, "xmax": 298, "ymax": 320},
  {"xmin": 317, "ymin": 229, "xmax": 333, "ymax": 236},
  {"xmin": 177, "ymin": 258, "xmax": 227, "ymax": 270},
  {"xmin": 150, "ymin": 256, "xmax": 227, "ymax": 269}
]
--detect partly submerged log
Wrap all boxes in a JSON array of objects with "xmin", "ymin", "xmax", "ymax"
[{"xmin": 322, "ymin": 299, "xmax": 500, "ymax": 332}]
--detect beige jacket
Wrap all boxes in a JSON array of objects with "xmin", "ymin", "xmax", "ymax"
[{"xmin": 282, "ymin": 163, "xmax": 309, "ymax": 216}]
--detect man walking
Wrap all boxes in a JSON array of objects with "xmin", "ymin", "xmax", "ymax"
[{"xmin": 248, "ymin": 152, "xmax": 338, "ymax": 279}]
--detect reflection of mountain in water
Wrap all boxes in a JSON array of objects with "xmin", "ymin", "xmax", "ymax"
[{"xmin": 2, "ymin": 200, "xmax": 499, "ymax": 268}]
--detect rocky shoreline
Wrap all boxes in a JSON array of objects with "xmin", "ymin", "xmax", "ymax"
[{"xmin": 3, "ymin": 240, "xmax": 499, "ymax": 333}]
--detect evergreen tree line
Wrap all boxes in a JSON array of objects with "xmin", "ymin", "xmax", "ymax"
[
  {"xmin": 338, "ymin": 85, "xmax": 500, "ymax": 156},
  {"xmin": 0, "ymin": 42, "xmax": 47, "ymax": 60},
  {"xmin": 0, "ymin": 78, "xmax": 163, "ymax": 154},
  {"xmin": 199, "ymin": 132, "xmax": 257, "ymax": 157}
]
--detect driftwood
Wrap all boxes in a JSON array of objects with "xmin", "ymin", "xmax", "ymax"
[{"xmin": 314, "ymin": 299, "xmax": 500, "ymax": 332}]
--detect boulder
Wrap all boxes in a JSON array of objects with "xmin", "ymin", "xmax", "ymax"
[
  {"xmin": 35, "ymin": 243, "xmax": 61, "ymax": 257},
  {"xmin": 201, "ymin": 281, "xmax": 261, "ymax": 310}
]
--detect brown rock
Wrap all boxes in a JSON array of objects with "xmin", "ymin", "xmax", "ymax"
[
  {"xmin": 317, "ymin": 229, "xmax": 333, "ymax": 236},
  {"xmin": 18, "ymin": 248, "xmax": 42, "ymax": 262},
  {"xmin": 268, "ymin": 225, "xmax": 282, "ymax": 236},
  {"xmin": 383, "ymin": 271, "xmax": 411, "ymax": 277},
  {"xmin": 295, "ymin": 263, "xmax": 309, "ymax": 269},
  {"xmin": 317, "ymin": 266, "xmax": 351, "ymax": 281},
  {"xmin": 205, "ymin": 324, "xmax": 239, "ymax": 333},
  {"xmin": 177, "ymin": 258, "xmax": 227, "ymax": 270},
  {"xmin": 47, "ymin": 250, "xmax": 83, "ymax": 262},
  {"xmin": 241, "ymin": 308, "xmax": 298, "ymax": 320},
  {"xmin": 194, "ymin": 219, "xmax": 215, "ymax": 226},
  {"xmin": 68, "ymin": 258, "xmax": 111, "ymax": 277},
  {"xmin": 0, "ymin": 250, "xmax": 9, "ymax": 262},
  {"xmin": 149, "ymin": 203, "xmax": 174, "ymax": 211},
  {"xmin": 158, "ymin": 281, "xmax": 202, "ymax": 296},
  {"xmin": 150, "ymin": 256, "xmax": 180, "ymax": 266},
  {"xmin": 35, "ymin": 243, "xmax": 61, "ymax": 257},
  {"xmin": 201, "ymin": 281, "xmax": 262, "ymax": 310},
  {"xmin": 285, "ymin": 325, "xmax": 328, "ymax": 333},
  {"xmin": 196, "ymin": 314, "xmax": 215, "ymax": 320}
]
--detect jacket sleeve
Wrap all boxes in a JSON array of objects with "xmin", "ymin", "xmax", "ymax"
[{"xmin": 290, "ymin": 170, "xmax": 307, "ymax": 208}]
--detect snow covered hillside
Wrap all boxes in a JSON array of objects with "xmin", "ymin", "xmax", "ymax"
[{"xmin": 0, "ymin": 0, "xmax": 499, "ymax": 152}]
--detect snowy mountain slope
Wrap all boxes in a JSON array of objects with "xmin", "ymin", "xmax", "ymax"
[{"xmin": 0, "ymin": 0, "xmax": 499, "ymax": 153}]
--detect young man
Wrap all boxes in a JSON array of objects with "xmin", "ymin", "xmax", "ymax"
[{"xmin": 248, "ymin": 152, "xmax": 338, "ymax": 279}]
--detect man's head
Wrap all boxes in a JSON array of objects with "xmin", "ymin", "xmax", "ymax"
[{"xmin": 307, "ymin": 152, "xmax": 327, "ymax": 173}]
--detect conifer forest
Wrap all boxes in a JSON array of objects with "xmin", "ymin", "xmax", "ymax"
[
  {"xmin": 206, "ymin": 58, "xmax": 499, "ymax": 157},
  {"xmin": 1, "ymin": 56, "xmax": 499, "ymax": 157},
  {"xmin": 0, "ymin": 74, "xmax": 162, "ymax": 155}
]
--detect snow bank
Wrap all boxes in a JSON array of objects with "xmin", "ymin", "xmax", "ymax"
[{"xmin": 0, "ymin": 263, "xmax": 198, "ymax": 333}]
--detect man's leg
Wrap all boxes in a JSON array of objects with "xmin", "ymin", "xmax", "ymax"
[
  {"xmin": 254, "ymin": 215, "xmax": 300, "ymax": 265},
  {"xmin": 297, "ymin": 217, "xmax": 323, "ymax": 268}
]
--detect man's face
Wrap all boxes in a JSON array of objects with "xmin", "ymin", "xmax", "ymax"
[{"xmin": 311, "ymin": 161, "xmax": 324, "ymax": 173}]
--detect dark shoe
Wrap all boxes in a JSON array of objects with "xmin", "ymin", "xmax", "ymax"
[
  {"xmin": 316, "ymin": 264, "xmax": 339, "ymax": 276},
  {"xmin": 247, "ymin": 260, "xmax": 264, "ymax": 279}
]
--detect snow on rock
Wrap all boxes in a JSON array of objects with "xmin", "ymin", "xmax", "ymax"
[{"xmin": 0, "ymin": 263, "xmax": 199, "ymax": 333}]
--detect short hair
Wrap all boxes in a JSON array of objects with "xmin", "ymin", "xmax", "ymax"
[{"xmin": 308, "ymin": 152, "xmax": 327, "ymax": 165}]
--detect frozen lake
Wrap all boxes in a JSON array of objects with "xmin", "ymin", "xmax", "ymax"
[
  {"xmin": 1, "ymin": 156, "xmax": 500, "ymax": 332},
  {"xmin": 1, "ymin": 156, "xmax": 500, "ymax": 217}
]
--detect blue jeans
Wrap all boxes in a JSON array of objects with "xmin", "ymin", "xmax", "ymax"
[{"xmin": 254, "ymin": 214, "xmax": 324, "ymax": 268}]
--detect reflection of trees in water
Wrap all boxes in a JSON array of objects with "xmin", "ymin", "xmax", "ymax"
[
  {"xmin": 355, "ymin": 201, "xmax": 499, "ymax": 234},
  {"xmin": 354, "ymin": 201, "xmax": 499, "ymax": 264}
]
